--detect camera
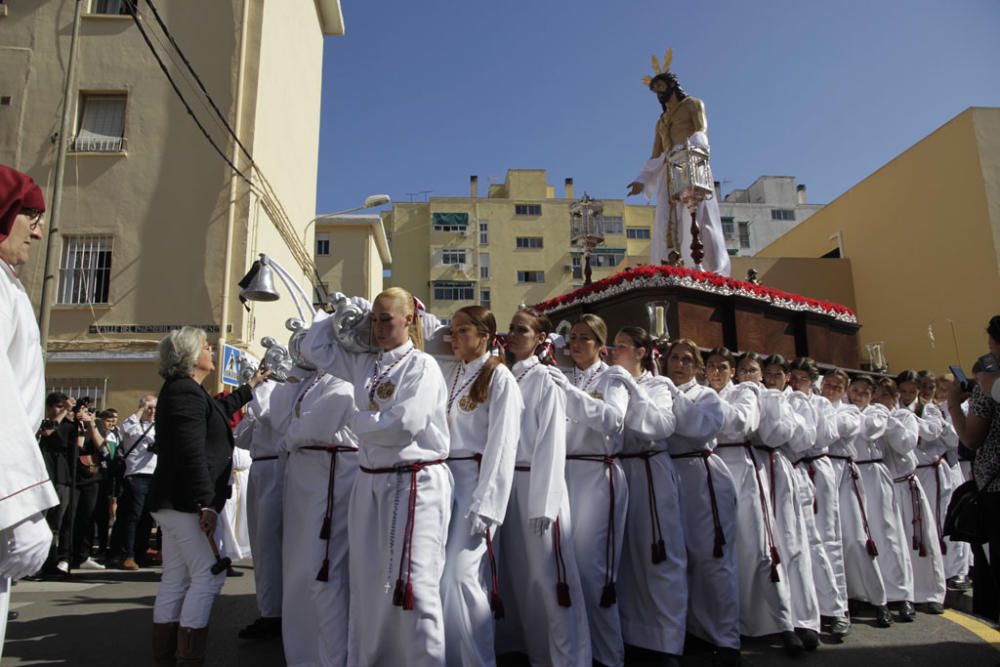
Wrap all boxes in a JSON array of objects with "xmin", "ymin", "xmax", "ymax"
[
  {"xmin": 978, "ymin": 353, "xmax": 1000, "ymax": 374},
  {"xmin": 40, "ymin": 418, "xmax": 58, "ymax": 431}
]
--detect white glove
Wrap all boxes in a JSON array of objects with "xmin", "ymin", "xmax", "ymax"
[
  {"xmin": 0, "ymin": 513, "xmax": 52, "ymax": 581},
  {"xmin": 544, "ymin": 365, "xmax": 569, "ymax": 390},
  {"xmin": 467, "ymin": 512, "xmax": 492, "ymax": 537},
  {"xmin": 604, "ymin": 365, "xmax": 639, "ymax": 394},
  {"xmin": 529, "ymin": 517, "xmax": 552, "ymax": 536}
]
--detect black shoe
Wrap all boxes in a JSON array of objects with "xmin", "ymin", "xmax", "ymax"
[
  {"xmin": 780, "ymin": 630, "xmax": 804, "ymax": 656},
  {"xmin": 226, "ymin": 566, "xmax": 244, "ymax": 578},
  {"xmin": 875, "ymin": 605, "xmax": 894, "ymax": 627},
  {"xmin": 238, "ymin": 616, "xmax": 282, "ymax": 640},
  {"xmin": 947, "ymin": 576, "xmax": 972, "ymax": 591},
  {"xmin": 894, "ymin": 600, "xmax": 916, "ymax": 622},
  {"xmin": 830, "ymin": 615, "xmax": 851, "ymax": 638},
  {"xmin": 711, "ymin": 647, "xmax": 741, "ymax": 667},
  {"xmin": 920, "ymin": 601, "xmax": 945, "ymax": 614},
  {"xmin": 795, "ymin": 627, "xmax": 819, "ymax": 651}
]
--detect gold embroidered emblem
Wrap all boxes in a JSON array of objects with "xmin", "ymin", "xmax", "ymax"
[
  {"xmin": 459, "ymin": 395, "xmax": 479, "ymax": 412},
  {"xmin": 368, "ymin": 400, "xmax": 378, "ymax": 410},
  {"xmin": 589, "ymin": 391, "xmax": 604, "ymax": 400},
  {"xmin": 376, "ymin": 381, "xmax": 395, "ymax": 399}
]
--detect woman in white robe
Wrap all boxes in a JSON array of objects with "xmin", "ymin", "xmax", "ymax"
[
  {"xmin": 788, "ymin": 359, "xmax": 851, "ymax": 637},
  {"xmin": 281, "ymin": 366, "xmax": 359, "ymax": 667},
  {"xmin": 303, "ymin": 287, "xmax": 452, "ymax": 667},
  {"xmin": 820, "ymin": 371, "xmax": 892, "ymax": 626},
  {"xmin": 663, "ymin": 339, "xmax": 738, "ymax": 660},
  {"xmin": 220, "ymin": 444, "xmax": 252, "ymax": 560},
  {"xmin": 438, "ymin": 306, "xmax": 522, "ymax": 667},
  {"xmin": 848, "ymin": 376, "xmax": 915, "ymax": 622},
  {"xmin": 495, "ymin": 308, "xmax": 590, "ymax": 667},
  {"xmin": 757, "ymin": 355, "xmax": 821, "ymax": 648},
  {"xmin": 711, "ymin": 352, "xmax": 796, "ymax": 649},
  {"xmin": 546, "ymin": 315, "xmax": 629, "ymax": 667},
  {"xmin": 611, "ymin": 327, "xmax": 686, "ymax": 665}
]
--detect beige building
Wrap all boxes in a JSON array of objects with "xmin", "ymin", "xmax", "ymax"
[
  {"xmin": 759, "ymin": 107, "xmax": 1000, "ymax": 374},
  {"xmin": 386, "ymin": 169, "xmax": 656, "ymax": 324},
  {"xmin": 312, "ymin": 213, "xmax": 392, "ymax": 305},
  {"xmin": 0, "ymin": 0, "xmax": 345, "ymax": 409}
]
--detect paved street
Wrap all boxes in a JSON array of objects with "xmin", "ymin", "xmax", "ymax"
[{"xmin": 3, "ymin": 563, "xmax": 999, "ymax": 666}]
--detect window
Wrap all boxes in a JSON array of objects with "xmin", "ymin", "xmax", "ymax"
[
  {"xmin": 433, "ymin": 281, "xmax": 474, "ymax": 301},
  {"xmin": 598, "ymin": 216, "xmax": 624, "ymax": 235},
  {"xmin": 721, "ymin": 216, "xmax": 735, "ymax": 239},
  {"xmin": 771, "ymin": 209, "xmax": 796, "ymax": 221},
  {"xmin": 441, "ymin": 249, "xmax": 467, "ymax": 265},
  {"xmin": 72, "ymin": 94, "xmax": 126, "ymax": 152},
  {"xmin": 514, "ymin": 204, "xmax": 542, "ymax": 217},
  {"xmin": 432, "ymin": 212, "xmax": 469, "ymax": 232},
  {"xmin": 515, "ymin": 237, "xmax": 543, "ymax": 249},
  {"xmin": 315, "ymin": 232, "xmax": 330, "ymax": 256},
  {"xmin": 91, "ymin": 0, "xmax": 132, "ymax": 14},
  {"xmin": 590, "ymin": 253, "xmax": 624, "ymax": 268},
  {"xmin": 480, "ymin": 288, "xmax": 491, "ymax": 308},
  {"xmin": 58, "ymin": 236, "xmax": 112, "ymax": 304},
  {"xmin": 572, "ymin": 256, "xmax": 582, "ymax": 280},
  {"xmin": 47, "ymin": 379, "xmax": 106, "ymax": 410},
  {"xmin": 313, "ymin": 282, "xmax": 329, "ymax": 303},
  {"xmin": 626, "ymin": 227, "xmax": 651, "ymax": 240},
  {"xmin": 479, "ymin": 253, "xmax": 490, "ymax": 280},
  {"xmin": 517, "ymin": 270, "xmax": 544, "ymax": 283},
  {"xmin": 479, "ymin": 220, "xmax": 489, "ymax": 245},
  {"xmin": 738, "ymin": 222, "xmax": 751, "ymax": 249}
]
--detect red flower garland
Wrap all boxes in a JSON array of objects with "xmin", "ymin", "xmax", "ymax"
[{"xmin": 532, "ymin": 265, "xmax": 856, "ymax": 321}]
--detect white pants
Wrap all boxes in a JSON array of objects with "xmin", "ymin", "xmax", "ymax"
[
  {"xmin": 858, "ymin": 463, "xmax": 913, "ymax": 602},
  {"xmin": 832, "ymin": 458, "xmax": 887, "ymax": 605},
  {"xmin": 283, "ymin": 447, "xmax": 358, "ymax": 667},
  {"xmin": 495, "ymin": 470, "xmax": 590, "ymax": 667},
  {"xmin": 347, "ymin": 464, "xmax": 452, "ymax": 667},
  {"xmin": 672, "ymin": 453, "xmax": 740, "ymax": 650},
  {"xmin": 804, "ymin": 456, "xmax": 849, "ymax": 617},
  {"xmin": 248, "ymin": 457, "xmax": 285, "ymax": 618},
  {"xmin": 565, "ymin": 458, "xmax": 628, "ymax": 667},
  {"xmin": 152, "ymin": 509, "xmax": 226, "ymax": 628},
  {"xmin": 894, "ymin": 475, "xmax": 946, "ymax": 604},
  {"xmin": 716, "ymin": 445, "xmax": 792, "ymax": 638},
  {"xmin": 618, "ymin": 451, "xmax": 688, "ymax": 654}
]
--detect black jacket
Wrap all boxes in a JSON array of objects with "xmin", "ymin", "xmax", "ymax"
[{"xmin": 149, "ymin": 377, "xmax": 252, "ymax": 513}]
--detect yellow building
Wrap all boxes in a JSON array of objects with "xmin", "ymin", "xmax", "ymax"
[
  {"xmin": 759, "ymin": 107, "xmax": 1000, "ymax": 374},
  {"xmin": 385, "ymin": 170, "xmax": 656, "ymax": 323},
  {"xmin": 312, "ymin": 213, "xmax": 392, "ymax": 304},
  {"xmin": 0, "ymin": 0, "xmax": 345, "ymax": 408}
]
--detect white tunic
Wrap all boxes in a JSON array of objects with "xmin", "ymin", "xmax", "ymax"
[
  {"xmin": 220, "ymin": 445, "xmax": 252, "ymax": 560},
  {"xmin": 668, "ymin": 380, "xmax": 738, "ymax": 649},
  {"xmin": 281, "ymin": 371, "xmax": 359, "ymax": 667},
  {"xmin": 618, "ymin": 372, "xmax": 688, "ymax": 654},
  {"xmin": 713, "ymin": 381, "xmax": 793, "ymax": 637},
  {"xmin": 559, "ymin": 361, "xmax": 628, "ymax": 667},
  {"xmin": 757, "ymin": 389, "xmax": 820, "ymax": 632},
  {"xmin": 854, "ymin": 403, "xmax": 913, "ymax": 603},
  {"xmin": 304, "ymin": 312, "xmax": 452, "ymax": 667},
  {"xmin": 439, "ymin": 354, "xmax": 522, "ymax": 667},
  {"xmin": 495, "ymin": 356, "xmax": 590, "ymax": 667}
]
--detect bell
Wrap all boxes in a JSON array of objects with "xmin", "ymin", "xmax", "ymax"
[{"xmin": 240, "ymin": 261, "xmax": 280, "ymax": 302}]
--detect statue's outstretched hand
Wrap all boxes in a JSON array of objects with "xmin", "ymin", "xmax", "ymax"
[{"xmin": 627, "ymin": 181, "xmax": 644, "ymax": 196}]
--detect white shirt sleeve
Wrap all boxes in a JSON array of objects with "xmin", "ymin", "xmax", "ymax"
[{"xmin": 467, "ymin": 370, "xmax": 523, "ymax": 524}]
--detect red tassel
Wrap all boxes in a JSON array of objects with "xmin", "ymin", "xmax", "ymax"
[
  {"xmin": 392, "ymin": 579, "xmax": 405, "ymax": 607},
  {"xmin": 652, "ymin": 540, "xmax": 667, "ymax": 564},
  {"xmin": 319, "ymin": 517, "xmax": 331, "ymax": 540},
  {"xmin": 866, "ymin": 539, "xmax": 879, "ymax": 557},
  {"xmin": 940, "ymin": 539, "xmax": 948, "ymax": 555},
  {"xmin": 912, "ymin": 535, "xmax": 919, "ymax": 551},
  {"xmin": 315, "ymin": 559, "xmax": 329, "ymax": 582},
  {"xmin": 599, "ymin": 582, "xmax": 617, "ymax": 608},
  {"xmin": 556, "ymin": 582, "xmax": 571, "ymax": 607},
  {"xmin": 490, "ymin": 591, "xmax": 505, "ymax": 619},
  {"xmin": 918, "ymin": 542, "xmax": 927, "ymax": 558},
  {"xmin": 769, "ymin": 546, "xmax": 782, "ymax": 582},
  {"xmin": 402, "ymin": 582, "xmax": 415, "ymax": 610}
]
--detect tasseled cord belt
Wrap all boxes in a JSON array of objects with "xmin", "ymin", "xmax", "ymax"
[{"xmin": 300, "ymin": 445, "xmax": 360, "ymax": 582}]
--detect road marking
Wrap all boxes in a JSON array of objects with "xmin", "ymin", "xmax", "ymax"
[{"xmin": 943, "ymin": 609, "xmax": 1000, "ymax": 649}]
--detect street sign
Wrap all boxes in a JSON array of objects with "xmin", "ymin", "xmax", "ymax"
[{"xmin": 221, "ymin": 343, "xmax": 243, "ymax": 387}]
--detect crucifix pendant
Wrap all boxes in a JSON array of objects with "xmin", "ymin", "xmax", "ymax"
[{"xmin": 384, "ymin": 580, "xmax": 392, "ymax": 594}]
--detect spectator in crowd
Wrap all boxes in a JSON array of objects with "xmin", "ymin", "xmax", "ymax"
[
  {"xmin": 37, "ymin": 393, "xmax": 74, "ymax": 573},
  {"xmin": 95, "ymin": 409, "xmax": 121, "ymax": 556},
  {"xmin": 53, "ymin": 402, "xmax": 107, "ymax": 571},
  {"xmin": 108, "ymin": 395, "xmax": 158, "ymax": 571}
]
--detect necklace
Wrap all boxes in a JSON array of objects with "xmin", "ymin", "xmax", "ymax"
[
  {"xmin": 574, "ymin": 364, "xmax": 602, "ymax": 392},
  {"xmin": 368, "ymin": 348, "xmax": 414, "ymax": 410},
  {"xmin": 515, "ymin": 358, "xmax": 539, "ymax": 383},
  {"xmin": 293, "ymin": 374, "xmax": 323, "ymax": 418},
  {"xmin": 448, "ymin": 363, "xmax": 485, "ymax": 416}
]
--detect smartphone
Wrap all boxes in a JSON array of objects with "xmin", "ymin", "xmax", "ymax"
[{"xmin": 950, "ymin": 365, "xmax": 975, "ymax": 393}]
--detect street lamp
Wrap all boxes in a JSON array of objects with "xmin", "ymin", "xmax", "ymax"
[
  {"xmin": 570, "ymin": 193, "xmax": 605, "ymax": 286},
  {"xmin": 304, "ymin": 193, "xmax": 392, "ymax": 242}
]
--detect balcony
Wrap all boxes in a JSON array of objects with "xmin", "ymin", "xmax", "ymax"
[{"xmin": 69, "ymin": 136, "xmax": 127, "ymax": 153}]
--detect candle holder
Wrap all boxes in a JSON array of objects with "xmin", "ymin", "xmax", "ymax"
[
  {"xmin": 645, "ymin": 300, "xmax": 670, "ymax": 342},
  {"xmin": 570, "ymin": 193, "xmax": 605, "ymax": 286}
]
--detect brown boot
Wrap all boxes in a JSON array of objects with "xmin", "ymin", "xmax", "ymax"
[
  {"xmin": 175, "ymin": 626, "xmax": 209, "ymax": 667},
  {"xmin": 152, "ymin": 622, "xmax": 178, "ymax": 667}
]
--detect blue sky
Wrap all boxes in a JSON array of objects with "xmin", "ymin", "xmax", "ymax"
[{"xmin": 316, "ymin": 0, "xmax": 1000, "ymax": 212}]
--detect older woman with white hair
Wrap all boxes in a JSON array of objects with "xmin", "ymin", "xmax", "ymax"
[{"xmin": 148, "ymin": 326, "xmax": 268, "ymax": 667}]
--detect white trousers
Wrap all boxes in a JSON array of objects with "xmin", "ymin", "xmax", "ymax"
[
  {"xmin": 618, "ymin": 451, "xmax": 688, "ymax": 654},
  {"xmin": 283, "ymin": 447, "xmax": 358, "ymax": 667},
  {"xmin": 672, "ymin": 453, "xmax": 740, "ymax": 650},
  {"xmin": 565, "ymin": 458, "xmax": 628, "ymax": 667},
  {"xmin": 248, "ymin": 457, "xmax": 285, "ymax": 618},
  {"xmin": 803, "ymin": 457, "xmax": 849, "ymax": 617},
  {"xmin": 832, "ymin": 459, "xmax": 887, "ymax": 605},
  {"xmin": 858, "ymin": 463, "xmax": 913, "ymax": 602},
  {"xmin": 715, "ymin": 445, "xmax": 792, "ymax": 638},
  {"xmin": 495, "ymin": 470, "xmax": 590, "ymax": 667},
  {"xmin": 894, "ymin": 475, "xmax": 946, "ymax": 604},
  {"xmin": 152, "ymin": 509, "xmax": 226, "ymax": 628},
  {"xmin": 347, "ymin": 463, "xmax": 452, "ymax": 667}
]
